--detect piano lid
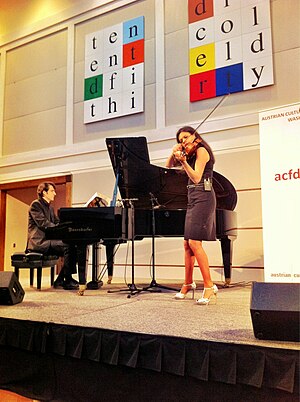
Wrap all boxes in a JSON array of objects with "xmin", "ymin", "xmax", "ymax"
[{"xmin": 106, "ymin": 137, "xmax": 237, "ymax": 211}]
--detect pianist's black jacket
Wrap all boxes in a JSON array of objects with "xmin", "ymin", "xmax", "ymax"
[{"xmin": 27, "ymin": 198, "xmax": 60, "ymax": 253}]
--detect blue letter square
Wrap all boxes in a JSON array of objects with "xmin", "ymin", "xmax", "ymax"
[{"xmin": 216, "ymin": 63, "xmax": 244, "ymax": 96}]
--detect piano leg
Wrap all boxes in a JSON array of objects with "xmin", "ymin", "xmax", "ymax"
[
  {"xmin": 75, "ymin": 245, "xmax": 88, "ymax": 296},
  {"xmin": 105, "ymin": 241, "xmax": 116, "ymax": 284},
  {"xmin": 87, "ymin": 243, "xmax": 103, "ymax": 290},
  {"xmin": 220, "ymin": 237, "xmax": 232, "ymax": 285},
  {"xmin": 78, "ymin": 245, "xmax": 87, "ymax": 285}
]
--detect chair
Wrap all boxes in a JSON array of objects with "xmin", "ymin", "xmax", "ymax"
[{"xmin": 11, "ymin": 252, "xmax": 59, "ymax": 290}]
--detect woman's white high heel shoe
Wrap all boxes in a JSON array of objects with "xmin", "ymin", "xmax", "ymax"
[
  {"xmin": 196, "ymin": 284, "xmax": 218, "ymax": 305},
  {"xmin": 78, "ymin": 284, "xmax": 87, "ymax": 296},
  {"xmin": 175, "ymin": 282, "xmax": 196, "ymax": 300}
]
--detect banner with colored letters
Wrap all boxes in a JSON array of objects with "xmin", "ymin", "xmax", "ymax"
[
  {"xmin": 84, "ymin": 16, "xmax": 144, "ymax": 123},
  {"xmin": 188, "ymin": 0, "xmax": 274, "ymax": 102}
]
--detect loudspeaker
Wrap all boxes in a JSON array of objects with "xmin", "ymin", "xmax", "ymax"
[
  {"xmin": 0, "ymin": 271, "xmax": 25, "ymax": 305},
  {"xmin": 250, "ymin": 282, "xmax": 300, "ymax": 342}
]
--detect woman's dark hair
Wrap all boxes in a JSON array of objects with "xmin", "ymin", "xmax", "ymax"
[
  {"xmin": 176, "ymin": 126, "xmax": 215, "ymax": 163},
  {"xmin": 37, "ymin": 182, "xmax": 56, "ymax": 199}
]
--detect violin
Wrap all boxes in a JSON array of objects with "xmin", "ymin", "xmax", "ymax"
[{"xmin": 182, "ymin": 136, "xmax": 202, "ymax": 158}]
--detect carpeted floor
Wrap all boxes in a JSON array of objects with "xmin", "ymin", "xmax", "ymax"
[{"xmin": 0, "ymin": 276, "xmax": 298, "ymax": 351}]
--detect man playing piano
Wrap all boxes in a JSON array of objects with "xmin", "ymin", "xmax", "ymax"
[
  {"xmin": 166, "ymin": 126, "xmax": 218, "ymax": 305},
  {"xmin": 27, "ymin": 182, "xmax": 86, "ymax": 291}
]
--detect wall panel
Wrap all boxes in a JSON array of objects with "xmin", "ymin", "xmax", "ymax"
[
  {"xmin": 5, "ymin": 31, "xmax": 67, "ymax": 83},
  {"xmin": 235, "ymin": 190, "xmax": 262, "ymax": 229},
  {"xmin": 271, "ymin": 0, "xmax": 300, "ymax": 52},
  {"xmin": 214, "ymin": 147, "xmax": 261, "ymax": 190},
  {"xmin": 3, "ymin": 30, "xmax": 67, "ymax": 155},
  {"xmin": 4, "ymin": 67, "xmax": 67, "ymax": 120},
  {"xmin": 3, "ymin": 107, "xmax": 66, "ymax": 154}
]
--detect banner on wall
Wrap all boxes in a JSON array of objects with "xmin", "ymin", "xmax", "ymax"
[
  {"xmin": 84, "ymin": 16, "xmax": 144, "ymax": 124},
  {"xmin": 259, "ymin": 103, "xmax": 300, "ymax": 283},
  {"xmin": 188, "ymin": 0, "xmax": 274, "ymax": 102}
]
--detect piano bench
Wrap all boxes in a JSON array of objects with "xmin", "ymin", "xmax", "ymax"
[{"xmin": 11, "ymin": 252, "xmax": 59, "ymax": 291}]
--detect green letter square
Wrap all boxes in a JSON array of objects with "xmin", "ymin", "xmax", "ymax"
[{"xmin": 84, "ymin": 75, "xmax": 103, "ymax": 101}]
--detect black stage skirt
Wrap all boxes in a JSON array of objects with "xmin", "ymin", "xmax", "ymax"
[{"xmin": 184, "ymin": 184, "xmax": 216, "ymax": 241}]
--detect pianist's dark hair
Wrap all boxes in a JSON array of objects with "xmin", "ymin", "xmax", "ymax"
[
  {"xmin": 37, "ymin": 182, "xmax": 56, "ymax": 199},
  {"xmin": 176, "ymin": 126, "xmax": 215, "ymax": 164}
]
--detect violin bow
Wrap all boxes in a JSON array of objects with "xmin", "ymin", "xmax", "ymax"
[{"xmin": 192, "ymin": 93, "xmax": 229, "ymax": 134}]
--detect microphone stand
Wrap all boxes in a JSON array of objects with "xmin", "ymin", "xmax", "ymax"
[{"xmin": 142, "ymin": 193, "xmax": 179, "ymax": 293}]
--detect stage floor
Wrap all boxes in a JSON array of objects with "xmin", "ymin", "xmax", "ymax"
[
  {"xmin": 1, "ymin": 275, "xmax": 299, "ymax": 401},
  {"xmin": 0, "ymin": 275, "xmax": 298, "ymax": 351}
]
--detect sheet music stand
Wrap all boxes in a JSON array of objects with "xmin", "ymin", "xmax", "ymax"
[
  {"xmin": 106, "ymin": 137, "xmax": 150, "ymax": 296},
  {"xmin": 142, "ymin": 193, "xmax": 179, "ymax": 293},
  {"xmin": 106, "ymin": 137, "xmax": 180, "ymax": 296},
  {"xmin": 107, "ymin": 198, "xmax": 146, "ymax": 297}
]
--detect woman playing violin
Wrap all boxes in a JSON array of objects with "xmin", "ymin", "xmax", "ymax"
[{"xmin": 166, "ymin": 126, "xmax": 218, "ymax": 305}]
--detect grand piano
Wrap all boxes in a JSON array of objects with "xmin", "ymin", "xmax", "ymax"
[{"xmin": 46, "ymin": 137, "xmax": 237, "ymax": 284}]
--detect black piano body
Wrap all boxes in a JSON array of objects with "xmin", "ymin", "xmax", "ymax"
[
  {"xmin": 47, "ymin": 206, "xmax": 124, "ymax": 244},
  {"xmin": 46, "ymin": 137, "xmax": 237, "ymax": 283}
]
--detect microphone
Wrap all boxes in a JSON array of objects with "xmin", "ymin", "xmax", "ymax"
[{"xmin": 149, "ymin": 192, "xmax": 161, "ymax": 209}]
